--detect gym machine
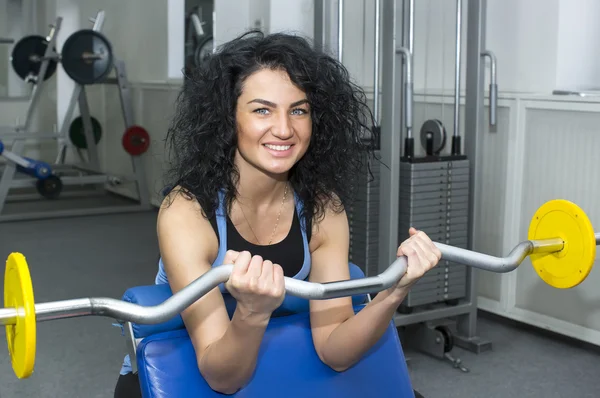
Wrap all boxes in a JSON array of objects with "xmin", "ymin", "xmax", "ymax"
[
  {"xmin": 316, "ymin": 0, "xmax": 500, "ymax": 371},
  {"xmin": 0, "ymin": 11, "xmax": 152, "ymax": 222}
]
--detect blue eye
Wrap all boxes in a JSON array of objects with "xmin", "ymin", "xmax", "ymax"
[
  {"xmin": 254, "ymin": 108, "xmax": 270, "ymax": 115},
  {"xmin": 291, "ymin": 108, "xmax": 307, "ymax": 115}
]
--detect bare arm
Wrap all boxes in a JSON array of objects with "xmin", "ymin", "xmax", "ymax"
[
  {"xmin": 157, "ymin": 190, "xmax": 270, "ymax": 394},
  {"xmin": 309, "ymin": 205, "xmax": 439, "ymax": 372}
]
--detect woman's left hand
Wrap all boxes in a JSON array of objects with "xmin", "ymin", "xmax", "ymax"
[{"xmin": 389, "ymin": 227, "xmax": 442, "ymax": 298}]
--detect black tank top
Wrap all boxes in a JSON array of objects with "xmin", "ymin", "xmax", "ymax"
[{"xmin": 209, "ymin": 206, "xmax": 310, "ymax": 277}]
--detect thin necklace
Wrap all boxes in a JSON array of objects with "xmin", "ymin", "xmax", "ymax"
[{"xmin": 239, "ymin": 184, "xmax": 289, "ymax": 245}]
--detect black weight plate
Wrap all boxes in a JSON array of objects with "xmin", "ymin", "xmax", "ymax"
[
  {"xmin": 61, "ymin": 29, "xmax": 113, "ymax": 85},
  {"xmin": 36, "ymin": 175, "xmax": 63, "ymax": 200},
  {"xmin": 194, "ymin": 36, "xmax": 213, "ymax": 68},
  {"xmin": 420, "ymin": 119, "xmax": 447, "ymax": 155},
  {"xmin": 435, "ymin": 325, "xmax": 454, "ymax": 353},
  {"xmin": 10, "ymin": 35, "xmax": 58, "ymax": 81}
]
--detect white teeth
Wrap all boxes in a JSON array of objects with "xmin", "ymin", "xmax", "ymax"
[{"xmin": 265, "ymin": 144, "xmax": 291, "ymax": 151}]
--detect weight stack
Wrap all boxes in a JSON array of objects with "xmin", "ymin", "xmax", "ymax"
[
  {"xmin": 347, "ymin": 150, "xmax": 381, "ymax": 278},
  {"xmin": 398, "ymin": 155, "xmax": 470, "ymax": 311}
]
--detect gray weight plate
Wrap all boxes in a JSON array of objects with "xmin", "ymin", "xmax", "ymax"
[
  {"xmin": 398, "ymin": 214, "xmax": 469, "ymax": 228},
  {"xmin": 349, "ymin": 221, "xmax": 379, "ymax": 232},
  {"xmin": 350, "ymin": 199, "xmax": 380, "ymax": 213},
  {"xmin": 447, "ymin": 159, "xmax": 470, "ymax": 168},
  {"xmin": 400, "ymin": 161, "xmax": 448, "ymax": 172},
  {"xmin": 349, "ymin": 241, "xmax": 378, "ymax": 255},
  {"xmin": 407, "ymin": 283, "xmax": 467, "ymax": 301},
  {"xmin": 398, "ymin": 210, "xmax": 469, "ymax": 225},
  {"xmin": 400, "ymin": 167, "xmax": 470, "ymax": 179},
  {"xmin": 398, "ymin": 221, "xmax": 469, "ymax": 235},
  {"xmin": 398, "ymin": 169, "xmax": 452, "ymax": 179},
  {"xmin": 398, "ymin": 197, "xmax": 470, "ymax": 210},
  {"xmin": 399, "ymin": 188, "xmax": 469, "ymax": 201},
  {"xmin": 412, "ymin": 275, "xmax": 467, "ymax": 292},
  {"xmin": 398, "ymin": 159, "xmax": 470, "ymax": 173},
  {"xmin": 420, "ymin": 119, "xmax": 447, "ymax": 155},
  {"xmin": 403, "ymin": 287, "xmax": 466, "ymax": 307},
  {"xmin": 400, "ymin": 173, "xmax": 470, "ymax": 186},
  {"xmin": 399, "ymin": 202, "xmax": 470, "ymax": 215},
  {"xmin": 401, "ymin": 181, "xmax": 470, "ymax": 194}
]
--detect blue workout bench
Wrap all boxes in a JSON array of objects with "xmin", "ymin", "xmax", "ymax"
[{"xmin": 119, "ymin": 263, "xmax": 416, "ymax": 397}]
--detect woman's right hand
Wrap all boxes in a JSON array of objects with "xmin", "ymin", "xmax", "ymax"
[{"xmin": 223, "ymin": 250, "xmax": 286, "ymax": 321}]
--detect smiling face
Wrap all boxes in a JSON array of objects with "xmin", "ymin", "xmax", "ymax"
[{"xmin": 234, "ymin": 68, "xmax": 312, "ymax": 178}]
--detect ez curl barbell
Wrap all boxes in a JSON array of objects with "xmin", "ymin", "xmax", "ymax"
[{"xmin": 2, "ymin": 199, "xmax": 598, "ymax": 379}]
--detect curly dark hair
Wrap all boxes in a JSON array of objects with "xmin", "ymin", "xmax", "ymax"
[{"xmin": 164, "ymin": 30, "xmax": 378, "ymax": 228}]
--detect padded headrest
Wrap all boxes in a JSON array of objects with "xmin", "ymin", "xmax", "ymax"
[{"xmin": 122, "ymin": 263, "xmax": 369, "ymax": 339}]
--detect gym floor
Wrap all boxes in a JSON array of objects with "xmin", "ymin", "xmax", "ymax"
[{"xmin": 1, "ymin": 206, "xmax": 599, "ymax": 397}]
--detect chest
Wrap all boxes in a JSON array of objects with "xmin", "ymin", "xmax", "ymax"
[{"xmin": 225, "ymin": 207, "xmax": 306, "ymax": 278}]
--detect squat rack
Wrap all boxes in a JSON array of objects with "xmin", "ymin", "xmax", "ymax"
[{"xmin": 0, "ymin": 11, "xmax": 152, "ymax": 222}]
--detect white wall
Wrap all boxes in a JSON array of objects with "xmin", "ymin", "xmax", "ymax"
[
  {"xmin": 74, "ymin": 0, "xmax": 169, "ymax": 83},
  {"xmin": 555, "ymin": 0, "xmax": 600, "ymax": 90},
  {"xmin": 269, "ymin": 0, "xmax": 314, "ymax": 39},
  {"xmin": 213, "ymin": 0, "xmax": 252, "ymax": 46},
  {"xmin": 413, "ymin": 0, "xmax": 600, "ymax": 94}
]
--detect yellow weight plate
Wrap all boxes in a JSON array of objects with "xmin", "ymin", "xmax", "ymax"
[
  {"xmin": 4, "ymin": 253, "xmax": 36, "ymax": 378},
  {"xmin": 528, "ymin": 200, "xmax": 596, "ymax": 289}
]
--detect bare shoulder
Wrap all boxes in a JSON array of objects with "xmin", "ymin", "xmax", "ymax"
[
  {"xmin": 156, "ymin": 186, "xmax": 230, "ymax": 359},
  {"xmin": 157, "ymin": 186, "xmax": 219, "ymax": 268},
  {"xmin": 309, "ymin": 192, "xmax": 349, "ymax": 252}
]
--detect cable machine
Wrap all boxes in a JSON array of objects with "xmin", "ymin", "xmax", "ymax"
[{"xmin": 315, "ymin": 0, "xmax": 499, "ymax": 370}]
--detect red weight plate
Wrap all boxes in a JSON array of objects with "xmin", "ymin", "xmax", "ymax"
[{"xmin": 122, "ymin": 125, "xmax": 150, "ymax": 156}]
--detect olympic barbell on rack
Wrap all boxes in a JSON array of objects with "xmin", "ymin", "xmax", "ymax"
[
  {"xmin": 10, "ymin": 29, "xmax": 113, "ymax": 85},
  {"xmin": 2, "ymin": 199, "xmax": 598, "ymax": 379}
]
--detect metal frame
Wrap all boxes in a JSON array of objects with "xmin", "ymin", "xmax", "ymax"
[
  {"xmin": 376, "ymin": 0, "xmax": 492, "ymax": 352},
  {"xmin": 0, "ymin": 11, "xmax": 152, "ymax": 222},
  {"xmin": 454, "ymin": 0, "xmax": 489, "ymax": 351},
  {"xmin": 124, "ymin": 321, "xmax": 140, "ymax": 374}
]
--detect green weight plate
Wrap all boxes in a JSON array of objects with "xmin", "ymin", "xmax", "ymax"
[{"xmin": 69, "ymin": 116, "xmax": 103, "ymax": 149}]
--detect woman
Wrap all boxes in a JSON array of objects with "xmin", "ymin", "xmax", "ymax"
[{"xmin": 114, "ymin": 30, "xmax": 441, "ymax": 397}]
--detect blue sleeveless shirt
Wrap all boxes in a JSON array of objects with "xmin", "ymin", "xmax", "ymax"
[
  {"xmin": 155, "ymin": 190, "xmax": 312, "ymax": 285},
  {"xmin": 120, "ymin": 190, "xmax": 312, "ymax": 375}
]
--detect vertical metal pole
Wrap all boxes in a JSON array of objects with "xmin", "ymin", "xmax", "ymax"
[
  {"xmin": 113, "ymin": 59, "xmax": 151, "ymax": 207},
  {"xmin": 313, "ymin": 0, "xmax": 326, "ymax": 52},
  {"xmin": 378, "ymin": 0, "xmax": 403, "ymax": 270},
  {"xmin": 313, "ymin": 0, "xmax": 338, "ymax": 57},
  {"xmin": 454, "ymin": 0, "xmax": 462, "ymax": 140},
  {"xmin": 337, "ymin": 0, "xmax": 344, "ymax": 62},
  {"xmin": 400, "ymin": 0, "xmax": 414, "ymax": 158},
  {"xmin": 373, "ymin": 0, "xmax": 381, "ymax": 123},
  {"xmin": 455, "ymin": 0, "xmax": 489, "ymax": 349},
  {"xmin": 407, "ymin": 0, "xmax": 414, "ymax": 141}
]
